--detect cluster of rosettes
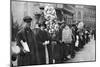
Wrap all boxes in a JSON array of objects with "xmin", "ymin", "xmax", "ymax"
[{"xmin": 43, "ymin": 4, "xmax": 59, "ymax": 34}]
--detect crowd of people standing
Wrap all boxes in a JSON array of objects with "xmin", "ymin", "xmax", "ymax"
[
  {"xmin": 11, "ymin": 4, "xmax": 96, "ymax": 66},
  {"xmin": 11, "ymin": 15, "xmax": 96, "ymax": 67}
]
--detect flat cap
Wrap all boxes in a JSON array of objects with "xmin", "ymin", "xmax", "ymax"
[{"xmin": 23, "ymin": 16, "xmax": 32, "ymax": 23}]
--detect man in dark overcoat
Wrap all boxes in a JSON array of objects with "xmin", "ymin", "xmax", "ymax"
[
  {"xmin": 16, "ymin": 16, "xmax": 38, "ymax": 66},
  {"xmin": 35, "ymin": 23, "xmax": 50, "ymax": 64}
]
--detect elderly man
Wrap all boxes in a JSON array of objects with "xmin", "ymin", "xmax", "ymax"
[{"xmin": 16, "ymin": 16, "xmax": 38, "ymax": 66}]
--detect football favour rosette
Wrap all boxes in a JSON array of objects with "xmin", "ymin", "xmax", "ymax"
[
  {"xmin": 44, "ymin": 4, "xmax": 57, "ymax": 21},
  {"xmin": 44, "ymin": 5, "xmax": 59, "ymax": 34}
]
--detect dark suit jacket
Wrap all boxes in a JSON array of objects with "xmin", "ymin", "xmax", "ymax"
[{"xmin": 34, "ymin": 28, "xmax": 50, "ymax": 64}]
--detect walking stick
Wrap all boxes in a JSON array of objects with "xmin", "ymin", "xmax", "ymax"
[
  {"xmin": 51, "ymin": 41, "xmax": 56, "ymax": 64},
  {"xmin": 45, "ymin": 44, "xmax": 49, "ymax": 64}
]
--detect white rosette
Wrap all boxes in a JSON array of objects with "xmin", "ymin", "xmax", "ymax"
[{"xmin": 44, "ymin": 5, "xmax": 57, "ymax": 20}]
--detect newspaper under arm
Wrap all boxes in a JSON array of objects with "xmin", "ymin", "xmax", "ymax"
[{"xmin": 20, "ymin": 40, "xmax": 30, "ymax": 52}]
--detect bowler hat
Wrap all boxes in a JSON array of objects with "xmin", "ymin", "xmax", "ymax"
[{"xmin": 39, "ymin": 7, "xmax": 44, "ymax": 10}]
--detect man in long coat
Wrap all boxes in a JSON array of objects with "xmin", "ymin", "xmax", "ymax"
[
  {"xmin": 34, "ymin": 23, "xmax": 50, "ymax": 64},
  {"xmin": 16, "ymin": 16, "xmax": 38, "ymax": 66},
  {"xmin": 62, "ymin": 25, "xmax": 75, "ymax": 59},
  {"xmin": 51, "ymin": 30, "xmax": 63, "ymax": 64}
]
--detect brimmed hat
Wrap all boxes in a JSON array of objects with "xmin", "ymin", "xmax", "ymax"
[{"xmin": 23, "ymin": 16, "xmax": 32, "ymax": 23}]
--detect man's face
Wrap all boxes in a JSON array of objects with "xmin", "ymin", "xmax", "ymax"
[
  {"xmin": 40, "ymin": 26, "xmax": 45, "ymax": 30},
  {"xmin": 26, "ymin": 23, "xmax": 31, "ymax": 28}
]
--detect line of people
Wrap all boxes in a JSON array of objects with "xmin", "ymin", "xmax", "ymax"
[{"xmin": 11, "ymin": 16, "xmax": 95, "ymax": 67}]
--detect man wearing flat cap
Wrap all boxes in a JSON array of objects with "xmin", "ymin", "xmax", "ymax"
[{"xmin": 16, "ymin": 16, "xmax": 39, "ymax": 66}]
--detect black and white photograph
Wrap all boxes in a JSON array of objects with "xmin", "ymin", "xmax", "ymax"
[{"xmin": 10, "ymin": 0, "xmax": 96, "ymax": 67}]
